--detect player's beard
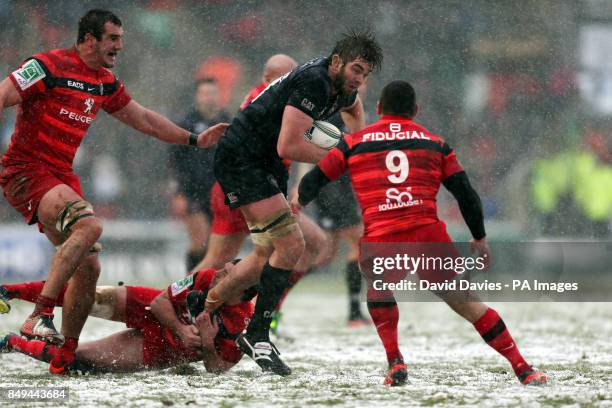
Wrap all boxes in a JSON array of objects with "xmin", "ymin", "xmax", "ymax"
[{"xmin": 333, "ymin": 68, "xmax": 349, "ymax": 97}]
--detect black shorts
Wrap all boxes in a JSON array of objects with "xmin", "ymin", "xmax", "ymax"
[
  {"xmin": 214, "ymin": 136, "xmax": 288, "ymax": 209},
  {"xmin": 179, "ymin": 180, "xmax": 214, "ymax": 218},
  {"xmin": 170, "ymin": 145, "xmax": 216, "ymax": 218},
  {"xmin": 315, "ymin": 173, "xmax": 361, "ymax": 231}
]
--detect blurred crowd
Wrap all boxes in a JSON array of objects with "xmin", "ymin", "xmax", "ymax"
[{"xmin": 0, "ymin": 0, "xmax": 610, "ymax": 237}]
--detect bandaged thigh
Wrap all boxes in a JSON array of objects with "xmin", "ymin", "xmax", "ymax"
[
  {"xmin": 56, "ymin": 200, "xmax": 95, "ymax": 234},
  {"xmin": 247, "ymin": 209, "xmax": 299, "ymax": 247},
  {"xmin": 55, "ymin": 200, "xmax": 102, "ymax": 253}
]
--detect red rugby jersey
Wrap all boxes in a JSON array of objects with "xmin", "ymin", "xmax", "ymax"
[
  {"xmin": 167, "ymin": 268, "xmax": 253, "ymax": 363},
  {"xmin": 317, "ymin": 115, "xmax": 464, "ymax": 238},
  {"xmin": 3, "ymin": 47, "xmax": 131, "ymax": 170},
  {"xmin": 239, "ymin": 81, "xmax": 266, "ymax": 110}
]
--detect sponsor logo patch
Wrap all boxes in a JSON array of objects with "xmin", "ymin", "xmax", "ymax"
[
  {"xmin": 12, "ymin": 59, "xmax": 46, "ymax": 91},
  {"xmin": 301, "ymin": 98, "xmax": 315, "ymax": 112},
  {"xmin": 67, "ymin": 80, "xmax": 84, "ymax": 90},
  {"xmin": 378, "ymin": 187, "xmax": 423, "ymax": 212},
  {"xmin": 59, "ymin": 108, "xmax": 94, "ymax": 124},
  {"xmin": 227, "ymin": 192, "xmax": 238, "ymax": 204},
  {"xmin": 170, "ymin": 274, "xmax": 194, "ymax": 296}
]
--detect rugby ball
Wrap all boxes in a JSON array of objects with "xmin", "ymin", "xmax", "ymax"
[{"xmin": 304, "ymin": 120, "xmax": 342, "ymax": 150}]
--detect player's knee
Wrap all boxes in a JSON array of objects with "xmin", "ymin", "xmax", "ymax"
[
  {"xmin": 306, "ymin": 229, "xmax": 330, "ymax": 257},
  {"xmin": 76, "ymin": 216, "xmax": 104, "ymax": 241},
  {"xmin": 287, "ymin": 232, "xmax": 306, "ymax": 254},
  {"xmin": 276, "ymin": 232, "xmax": 305, "ymax": 265},
  {"xmin": 79, "ymin": 255, "xmax": 101, "ymax": 283}
]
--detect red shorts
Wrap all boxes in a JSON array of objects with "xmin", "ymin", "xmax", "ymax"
[
  {"xmin": 124, "ymin": 286, "xmax": 242, "ymax": 367},
  {"xmin": 0, "ymin": 163, "xmax": 83, "ymax": 225},
  {"xmin": 359, "ymin": 221, "xmax": 460, "ymax": 285},
  {"xmin": 210, "ymin": 181, "xmax": 249, "ymax": 235},
  {"xmin": 124, "ymin": 286, "xmax": 199, "ymax": 368}
]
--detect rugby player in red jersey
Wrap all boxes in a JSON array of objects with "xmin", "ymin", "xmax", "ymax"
[
  {"xmin": 294, "ymin": 81, "xmax": 547, "ymax": 386},
  {"xmin": 0, "ymin": 9, "xmax": 228, "ymax": 373},
  {"xmin": 239, "ymin": 54, "xmax": 298, "ymax": 110},
  {"xmin": 0, "ymin": 261, "xmax": 254, "ymax": 374}
]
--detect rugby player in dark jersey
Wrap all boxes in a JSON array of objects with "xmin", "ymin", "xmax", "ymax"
[
  {"xmin": 206, "ymin": 31, "xmax": 382, "ymax": 375},
  {"xmin": 168, "ymin": 78, "xmax": 232, "ymax": 271}
]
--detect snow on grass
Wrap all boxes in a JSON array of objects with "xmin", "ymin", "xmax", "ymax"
[{"xmin": 1, "ymin": 276, "xmax": 611, "ymax": 407}]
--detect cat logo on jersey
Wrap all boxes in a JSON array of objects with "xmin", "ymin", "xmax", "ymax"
[
  {"xmin": 301, "ymin": 98, "xmax": 315, "ymax": 113},
  {"xmin": 12, "ymin": 59, "xmax": 46, "ymax": 91},
  {"xmin": 84, "ymin": 98, "xmax": 95, "ymax": 114}
]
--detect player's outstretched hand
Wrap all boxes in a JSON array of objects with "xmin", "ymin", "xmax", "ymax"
[
  {"xmin": 176, "ymin": 323, "xmax": 202, "ymax": 349},
  {"xmin": 198, "ymin": 123, "xmax": 229, "ymax": 148},
  {"xmin": 195, "ymin": 312, "xmax": 219, "ymax": 349},
  {"xmin": 470, "ymin": 238, "xmax": 491, "ymax": 271}
]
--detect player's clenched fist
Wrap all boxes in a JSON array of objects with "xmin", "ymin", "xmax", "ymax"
[
  {"xmin": 195, "ymin": 312, "xmax": 219, "ymax": 348},
  {"xmin": 470, "ymin": 238, "xmax": 492, "ymax": 271}
]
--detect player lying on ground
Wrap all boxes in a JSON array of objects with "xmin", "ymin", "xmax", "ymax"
[
  {"xmin": 0, "ymin": 262, "xmax": 254, "ymax": 374},
  {"xmin": 294, "ymin": 80, "xmax": 547, "ymax": 386}
]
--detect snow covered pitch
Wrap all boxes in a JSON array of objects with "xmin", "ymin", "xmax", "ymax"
[{"xmin": 0, "ymin": 276, "xmax": 610, "ymax": 407}]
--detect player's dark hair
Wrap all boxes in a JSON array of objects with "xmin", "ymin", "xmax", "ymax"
[
  {"xmin": 77, "ymin": 9, "xmax": 122, "ymax": 43},
  {"xmin": 379, "ymin": 80, "xmax": 417, "ymax": 117},
  {"xmin": 330, "ymin": 29, "xmax": 383, "ymax": 72}
]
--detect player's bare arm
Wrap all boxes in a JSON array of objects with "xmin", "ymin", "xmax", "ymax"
[
  {"xmin": 340, "ymin": 95, "xmax": 366, "ymax": 133},
  {"xmin": 111, "ymin": 100, "xmax": 228, "ymax": 148},
  {"xmin": 0, "ymin": 77, "xmax": 22, "ymax": 118},
  {"xmin": 195, "ymin": 312, "xmax": 235, "ymax": 373},
  {"xmin": 277, "ymin": 105, "xmax": 328, "ymax": 163},
  {"xmin": 149, "ymin": 291, "xmax": 201, "ymax": 349}
]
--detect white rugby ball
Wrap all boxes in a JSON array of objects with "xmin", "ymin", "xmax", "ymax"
[{"xmin": 304, "ymin": 120, "xmax": 342, "ymax": 150}]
